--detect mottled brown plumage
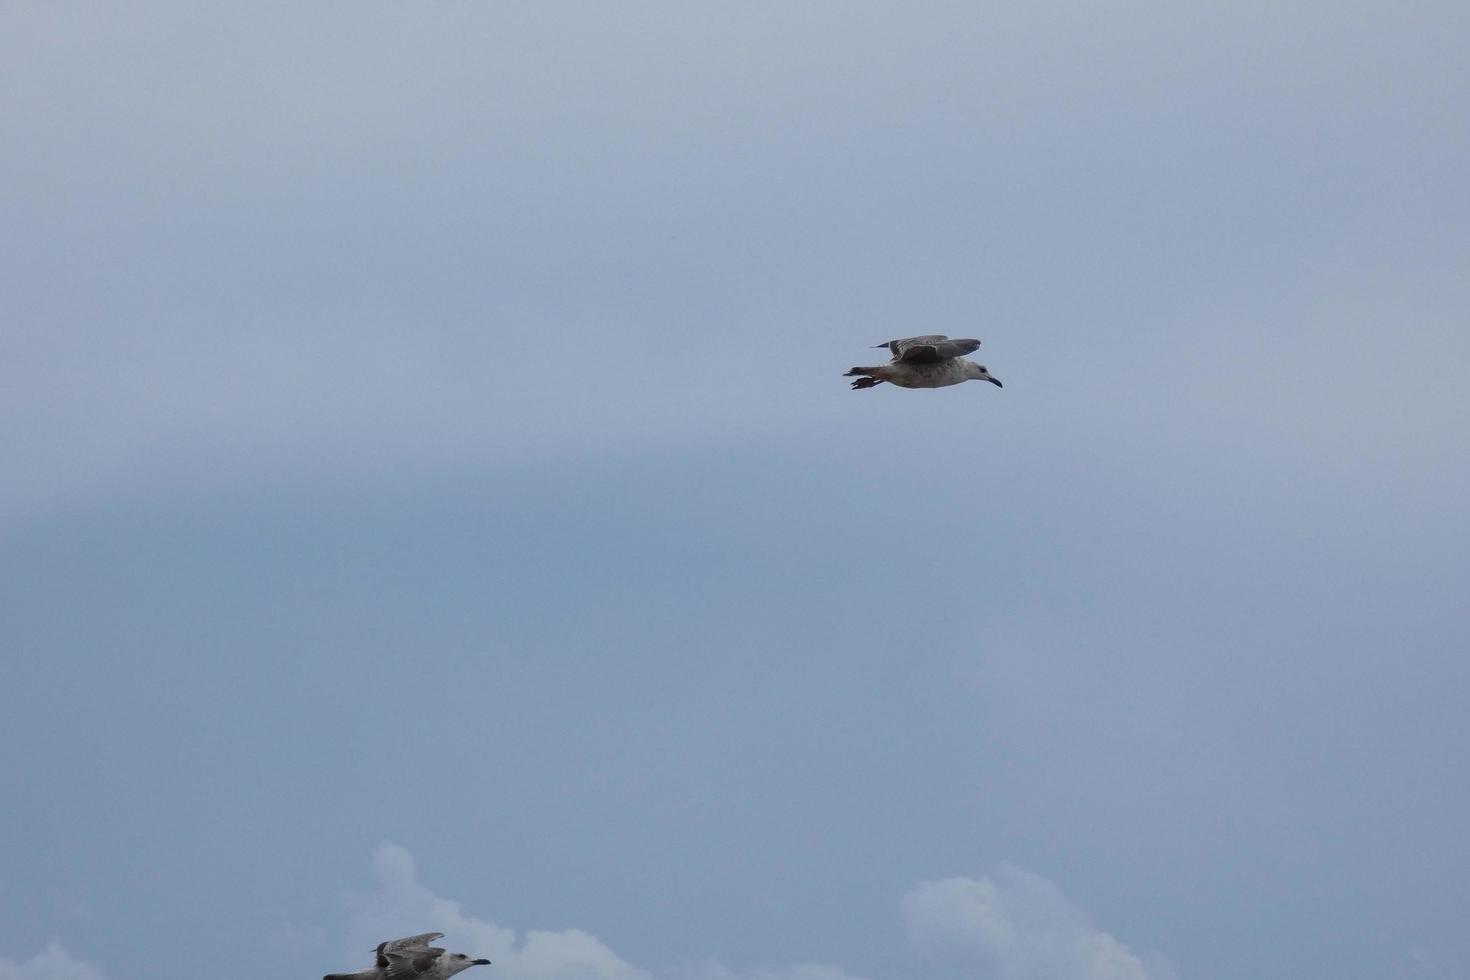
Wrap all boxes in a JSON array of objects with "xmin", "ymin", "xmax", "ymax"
[{"xmin": 846, "ymin": 335, "xmax": 1002, "ymax": 390}]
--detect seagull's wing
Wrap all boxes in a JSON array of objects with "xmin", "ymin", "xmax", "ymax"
[
  {"xmin": 894, "ymin": 337, "xmax": 982, "ymax": 363},
  {"xmin": 874, "ymin": 334, "xmax": 949, "ymax": 357},
  {"xmin": 376, "ymin": 935, "xmax": 446, "ymax": 968},
  {"xmin": 383, "ymin": 948, "xmax": 446, "ymax": 980}
]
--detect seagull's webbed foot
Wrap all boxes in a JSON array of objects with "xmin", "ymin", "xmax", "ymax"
[{"xmin": 849, "ymin": 376, "xmax": 884, "ymax": 390}]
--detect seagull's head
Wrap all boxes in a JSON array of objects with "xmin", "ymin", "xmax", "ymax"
[
  {"xmin": 965, "ymin": 362, "xmax": 1003, "ymax": 388},
  {"xmin": 445, "ymin": 954, "xmax": 493, "ymax": 977}
]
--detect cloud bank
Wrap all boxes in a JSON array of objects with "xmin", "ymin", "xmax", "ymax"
[
  {"xmin": 344, "ymin": 843, "xmax": 654, "ymax": 980},
  {"xmin": 339, "ymin": 846, "xmax": 1171, "ymax": 980},
  {"xmin": 344, "ymin": 844, "xmax": 871, "ymax": 980},
  {"xmin": 902, "ymin": 868, "xmax": 1176, "ymax": 980},
  {"xmin": 0, "ymin": 944, "xmax": 104, "ymax": 980}
]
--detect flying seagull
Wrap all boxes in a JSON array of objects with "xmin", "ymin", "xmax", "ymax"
[
  {"xmin": 845, "ymin": 335, "xmax": 1002, "ymax": 390},
  {"xmin": 325, "ymin": 933, "xmax": 491, "ymax": 980}
]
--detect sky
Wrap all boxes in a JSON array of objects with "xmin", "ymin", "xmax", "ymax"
[{"xmin": 2, "ymin": 2, "xmax": 1468, "ymax": 979}]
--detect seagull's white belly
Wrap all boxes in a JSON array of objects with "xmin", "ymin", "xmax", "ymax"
[{"xmin": 888, "ymin": 360, "xmax": 968, "ymax": 388}]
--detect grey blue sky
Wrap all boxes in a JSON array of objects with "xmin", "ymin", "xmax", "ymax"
[{"xmin": 3, "ymin": 3, "xmax": 1468, "ymax": 980}]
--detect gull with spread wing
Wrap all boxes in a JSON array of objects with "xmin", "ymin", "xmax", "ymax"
[
  {"xmin": 325, "ymin": 933, "xmax": 491, "ymax": 980},
  {"xmin": 845, "ymin": 335, "xmax": 1002, "ymax": 390}
]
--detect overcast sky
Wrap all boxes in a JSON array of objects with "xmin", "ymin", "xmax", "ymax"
[{"xmin": 3, "ymin": 3, "xmax": 1468, "ymax": 980}]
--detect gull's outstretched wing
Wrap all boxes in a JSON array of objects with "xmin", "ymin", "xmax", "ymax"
[
  {"xmin": 882, "ymin": 336, "xmax": 982, "ymax": 363},
  {"xmin": 874, "ymin": 334, "xmax": 947, "ymax": 357},
  {"xmin": 383, "ymin": 947, "xmax": 447, "ymax": 980},
  {"xmin": 376, "ymin": 935, "xmax": 446, "ymax": 968},
  {"xmin": 874, "ymin": 336, "xmax": 982, "ymax": 362}
]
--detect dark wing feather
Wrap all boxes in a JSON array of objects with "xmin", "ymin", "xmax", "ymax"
[
  {"xmin": 376, "ymin": 935, "xmax": 446, "ymax": 969},
  {"xmin": 896, "ymin": 337, "xmax": 981, "ymax": 362},
  {"xmin": 895, "ymin": 343, "xmax": 943, "ymax": 363},
  {"xmin": 383, "ymin": 948, "xmax": 446, "ymax": 980},
  {"xmin": 873, "ymin": 335, "xmax": 982, "ymax": 362},
  {"xmin": 875, "ymin": 334, "xmax": 948, "ymax": 357}
]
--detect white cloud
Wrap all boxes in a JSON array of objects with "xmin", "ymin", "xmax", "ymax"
[
  {"xmin": 901, "ymin": 867, "xmax": 1176, "ymax": 980},
  {"xmin": 0, "ymin": 943, "xmax": 105, "ymax": 980},
  {"xmin": 343, "ymin": 845, "xmax": 873, "ymax": 980},
  {"xmin": 672, "ymin": 960, "xmax": 872, "ymax": 980},
  {"xmin": 343, "ymin": 843, "xmax": 649, "ymax": 980},
  {"xmin": 341, "ymin": 846, "xmax": 1170, "ymax": 980}
]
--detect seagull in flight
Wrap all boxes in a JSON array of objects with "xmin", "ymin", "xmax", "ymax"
[
  {"xmin": 845, "ymin": 335, "xmax": 1002, "ymax": 390},
  {"xmin": 325, "ymin": 933, "xmax": 491, "ymax": 980}
]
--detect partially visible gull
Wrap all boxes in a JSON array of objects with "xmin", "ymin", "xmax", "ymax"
[
  {"xmin": 325, "ymin": 933, "xmax": 491, "ymax": 980},
  {"xmin": 845, "ymin": 335, "xmax": 1002, "ymax": 391}
]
